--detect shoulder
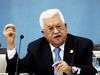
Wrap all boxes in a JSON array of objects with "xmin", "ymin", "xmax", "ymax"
[
  {"xmin": 67, "ymin": 34, "xmax": 93, "ymax": 54},
  {"xmin": 68, "ymin": 33, "xmax": 93, "ymax": 42},
  {"xmin": 28, "ymin": 37, "xmax": 48, "ymax": 48},
  {"xmin": 26, "ymin": 37, "xmax": 49, "ymax": 53},
  {"xmin": 67, "ymin": 33, "xmax": 93, "ymax": 45}
]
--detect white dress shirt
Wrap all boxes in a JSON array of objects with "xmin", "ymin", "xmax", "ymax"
[{"xmin": 7, "ymin": 48, "xmax": 16, "ymax": 59}]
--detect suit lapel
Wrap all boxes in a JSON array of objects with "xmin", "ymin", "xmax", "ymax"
[
  {"xmin": 41, "ymin": 41, "xmax": 54, "ymax": 75},
  {"xmin": 64, "ymin": 35, "xmax": 75, "ymax": 66}
]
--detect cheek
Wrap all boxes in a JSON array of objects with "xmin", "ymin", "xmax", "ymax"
[
  {"xmin": 45, "ymin": 33, "xmax": 53, "ymax": 41},
  {"xmin": 61, "ymin": 31, "xmax": 67, "ymax": 39}
]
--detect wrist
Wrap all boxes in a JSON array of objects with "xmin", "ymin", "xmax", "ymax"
[{"xmin": 7, "ymin": 44, "xmax": 15, "ymax": 50}]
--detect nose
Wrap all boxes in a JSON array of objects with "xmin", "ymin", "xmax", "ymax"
[{"xmin": 53, "ymin": 27, "xmax": 59, "ymax": 34}]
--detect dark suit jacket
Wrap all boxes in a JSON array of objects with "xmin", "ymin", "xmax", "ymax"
[{"xmin": 6, "ymin": 34, "xmax": 97, "ymax": 75}]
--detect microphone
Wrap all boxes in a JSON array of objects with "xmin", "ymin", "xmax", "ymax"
[
  {"xmin": 20, "ymin": 35, "xmax": 24, "ymax": 39},
  {"xmin": 68, "ymin": 39, "xmax": 77, "ymax": 75},
  {"xmin": 0, "ymin": 43, "xmax": 1, "ymax": 47},
  {"xmin": 15, "ymin": 35, "xmax": 24, "ymax": 75}
]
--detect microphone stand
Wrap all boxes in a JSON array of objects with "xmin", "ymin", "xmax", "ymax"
[
  {"xmin": 68, "ymin": 39, "xmax": 77, "ymax": 75},
  {"xmin": 15, "ymin": 35, "xmax": 24, "ymax": 75}
]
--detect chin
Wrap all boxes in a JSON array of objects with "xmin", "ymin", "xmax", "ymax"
[
  {"xmin": 55, "ymin": 40, "xmax": 64, "ymax": 44},
  {"xmin": 53, "ymin": 42, "xmax": 63, "ymax": 47}
]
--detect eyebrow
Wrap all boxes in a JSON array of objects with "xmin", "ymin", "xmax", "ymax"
[
  {"xmin": 47, "ymin": 26, "xmax": 53, "ymax": 28},
  {"xmin": 47, "ymin": 23, "xmax": 61, "ymax": 28},
  {"xmin": 56, "ymin": 23, "xmax": 60, "ymax": 25}
]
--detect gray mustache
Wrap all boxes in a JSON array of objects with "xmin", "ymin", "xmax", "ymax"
[{"xmin": 53, "ymin": 33, "xmax": 61, "ymax": 38}]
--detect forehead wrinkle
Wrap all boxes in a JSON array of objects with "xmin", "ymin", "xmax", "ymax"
[{"xmin": 43, "ymin": 15, "xmax": 63, "ymax": 29}]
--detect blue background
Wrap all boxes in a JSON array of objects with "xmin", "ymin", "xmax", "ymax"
[{"xmin": 0, "ymin": 0, "xmax": 100, "ymax": 58}]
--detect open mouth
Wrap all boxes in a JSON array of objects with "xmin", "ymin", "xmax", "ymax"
[{"xmin": 54, "ymin": 35, "xmax": 61, "ymax": 38}]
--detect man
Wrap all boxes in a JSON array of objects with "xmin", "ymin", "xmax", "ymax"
[{"xmin": 3, "ymin": 9, "xmax": 97, "ymax": 75}]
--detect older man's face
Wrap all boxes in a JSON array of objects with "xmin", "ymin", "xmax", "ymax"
[{"xmin": 41, "ymin": 15, "xmax": 67, "ymax": 47}]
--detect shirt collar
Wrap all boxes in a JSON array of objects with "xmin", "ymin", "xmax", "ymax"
[{"xmin": 50, "ymin": 43, "xmax": 65, "ymax": 53}]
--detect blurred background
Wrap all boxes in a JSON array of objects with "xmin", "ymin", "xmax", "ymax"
[{"xmin": 0, "ymin": 0, "xmax": 100, "ymax": 59}]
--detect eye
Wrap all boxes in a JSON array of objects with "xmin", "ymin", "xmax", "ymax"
[
  {"xmin": 56, "ymin": 25, "xmax": 61, "ymax": 28},
  {"xmin": 48, "ymin": 27, "xmax": 53, "ymax": 30}
]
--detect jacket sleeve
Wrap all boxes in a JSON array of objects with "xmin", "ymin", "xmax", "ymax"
[{"xmin": 6, "ymin": 52, "xmax": 24, "ymax": 75}]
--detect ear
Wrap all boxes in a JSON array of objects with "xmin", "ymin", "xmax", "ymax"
[
  {"xmin": 41, "ymin": 30, "xmax": 45, "ymax": 36},
  {"xmin": 64, "ymin": 23, "xmax": 67, "ymax": 29}
]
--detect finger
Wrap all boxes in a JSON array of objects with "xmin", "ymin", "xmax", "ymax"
[
  {"xmin": 5, "ymin": 29, "xmax": 14, "ymax": 32},
  {"xmin": 3, "ymin": 26, "xmax": 15, "ymax": 36},
  {"xmin": 4, "ymin": 24, "xmax": 15, "ymax": 31},
  {"xmin": 55, "ymin": 63, "xmax": 63, "ymax": 73},
  {"xmin": 12, "ymin": 26, "xmax": 15, "ymax": 32},
  {"xmin": 58, "ymin": 66, "xmax": 64, "ymax": 74},
  {"xmin": 57, "ymin": 63, "xmax": 68, "ymax": 74},
  {"xmin": 4, "ymin": 29, "xmax": 15, "ymax": 35},
  {"xmin": 52, "ymin": 61, "xmax": 62, "ymax": 67},
  {"xmin": 59, "ymin": 64, "xmax": 71, "ymax": 74},
  {"xmin": 4, "ymin": 31, "xmax": 15, "ymax": 36}
]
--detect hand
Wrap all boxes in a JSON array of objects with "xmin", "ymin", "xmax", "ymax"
[
  {"xmin": 3, "ymin": 24, "xmax": 15, "ymax": 50},
  {"xmin": 52, "ymin": 61, "xmax": 71, "ymax": 74}
]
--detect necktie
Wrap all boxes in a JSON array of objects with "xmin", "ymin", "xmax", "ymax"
[{"xmin": 54, "ymin": 47, "xmax": 63, "ymax": 75}]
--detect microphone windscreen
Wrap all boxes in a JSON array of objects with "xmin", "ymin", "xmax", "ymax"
[{"xmin": 20, "ymin": 35, "xmax": 24, "ymax": 39}]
